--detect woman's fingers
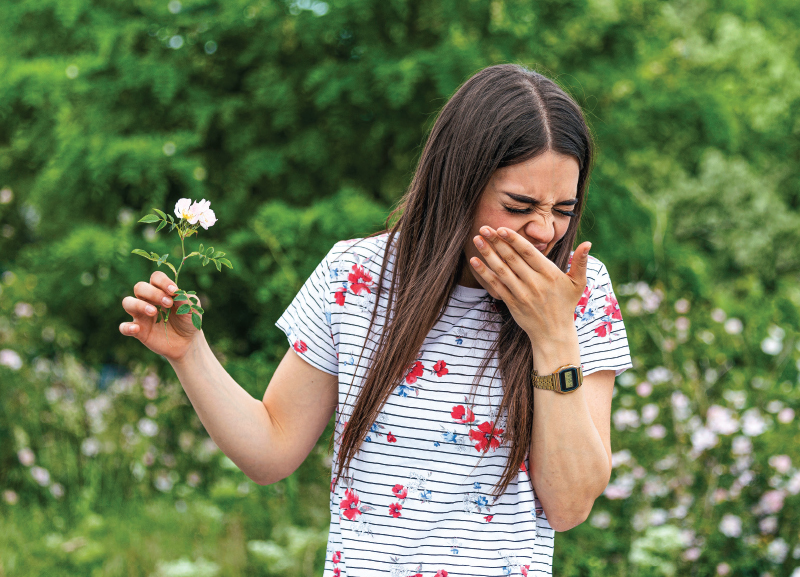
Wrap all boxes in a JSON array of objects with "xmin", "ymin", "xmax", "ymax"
[
  {"xmin": 469, "ymin": 255, "xmax": 514, "ymax": 301},
  {"xmin": 472, "ymin": 231, "xmax": 524, "ymax": 298},
  {"xmin": 493, "ymin": 227, "xmax": 557, "ymax": 275},
  {"xmin": 134, "ymin": 280, "xmax": 174, "ymax": 309}
]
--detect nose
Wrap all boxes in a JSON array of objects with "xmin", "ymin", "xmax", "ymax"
[{"xmin": 523, "ymin": 211, "xmax": 556, "ymax": 246}]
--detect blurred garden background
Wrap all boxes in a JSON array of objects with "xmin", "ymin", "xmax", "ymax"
[{"xmin": 1, "ymin": 0, "xmax": 800, "ymax": 575}]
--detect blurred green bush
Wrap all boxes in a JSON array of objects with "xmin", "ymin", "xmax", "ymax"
[{"xmin": 1, "ymin": 0, "xmax": 799, "ymax": 575}]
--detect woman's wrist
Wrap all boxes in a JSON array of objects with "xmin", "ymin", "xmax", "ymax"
[{"xmin": 528, "ymin": 327, "xmax": 581, "ymax": 375}]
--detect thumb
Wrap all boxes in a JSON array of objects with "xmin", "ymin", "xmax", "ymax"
[{"xmin": 568, "ymin": 242, "xmax": 592, "ymax": 288}]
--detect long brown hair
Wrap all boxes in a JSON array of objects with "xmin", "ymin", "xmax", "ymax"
[{"xmin": 333, "ymin": 63, "xmax": 594, "ymax": 497}]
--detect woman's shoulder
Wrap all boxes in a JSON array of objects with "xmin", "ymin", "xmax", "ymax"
[{"xmin": 327, "ymin": 232, "xmax": 392, "ymax": 270}]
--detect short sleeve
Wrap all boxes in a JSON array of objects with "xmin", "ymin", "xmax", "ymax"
[
  {"xmin": 573, "ymin": 257, "xmax": 633, "ymax": 377},
  {"xmin": 275, "ymin": 245, "xmax": 340, "ymax": 376}
]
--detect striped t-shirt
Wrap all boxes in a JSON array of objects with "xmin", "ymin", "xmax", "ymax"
[{"xmin": 275, "ymin": 233, "xmax": 632, "ymax": 577}]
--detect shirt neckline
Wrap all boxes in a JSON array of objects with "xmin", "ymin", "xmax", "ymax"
[{"xmin": 451, "ymin": 283, "xmax": 490, "ymax": 302}]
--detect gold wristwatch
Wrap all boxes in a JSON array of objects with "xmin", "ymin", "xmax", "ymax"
[{"xmin": 532, "ymin": 364, "xmax": 583, "ymax": 394}]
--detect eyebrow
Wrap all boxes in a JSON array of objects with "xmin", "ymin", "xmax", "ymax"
[{"xmin": 503, "ymin": 192, "xmax": 578, "ymax": 206}]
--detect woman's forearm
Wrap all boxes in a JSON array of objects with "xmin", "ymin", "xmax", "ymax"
[
  {"xmin": 528, "ymin": 333, "xmax": 611, "ymax": 532},
  {"xmin": 168, "ymin": 334, "xmax": 276, "ymax": 484}
]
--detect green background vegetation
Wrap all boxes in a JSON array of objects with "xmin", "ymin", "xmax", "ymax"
[{"xmin": 1, "ymin": 0, "xmax": 799, "ymax": 575}]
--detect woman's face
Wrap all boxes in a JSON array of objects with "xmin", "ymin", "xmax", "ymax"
[{"xmin": 460, "ymin": 150, "xmax": 581, "ymax": 298}]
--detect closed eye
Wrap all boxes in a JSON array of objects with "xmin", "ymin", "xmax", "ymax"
[{"xmin": 502, "ymin": 204, "xmax": 575, "ymax": 217}]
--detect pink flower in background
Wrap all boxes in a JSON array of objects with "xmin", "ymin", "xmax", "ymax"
[
  {"xmin": 768, "ymin": 455, "xmax": 791, "ymax": 474},
  {"xmin": 17, "ymin": 448, "xmax": 35, "ymax": 467},
  {"xmin": 757, "ymin": 490, "xmax": 785, "ymax": 515}
]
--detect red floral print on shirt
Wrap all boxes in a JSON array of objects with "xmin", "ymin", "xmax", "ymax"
[
  {"xmin": 292, "ymin": 340, "xmax": 307, "ymax": 353},
  {"xmin": 392, "ymin": 484, "xmax": 408, "ymax": 499},
  {"xmin": 469, "ymin": 421, "xmax": 504, "ymax": 453},
  {"xmin": 332, "ymin": 568, "xmax": 340, "ymax": 577},
  {"xmin": 574, "ymin": 286, "xmax": 591, "ymax": 320},
  {"xmin": 433, "ymin": 360, "xmax": 449, "ymax": 377},
  {"xmin": 387, "ymin": 432, "xmax": 397, "ymax": 443},
  {"xmin": 521, "ymin": 565, "xmax": 530, "ymax": 575},
  {"xmin": 335, "ymin": 286, "xmax": 347, "ymax": 306},
  {"xmin": 339, "ymin": 488, "xmax": 362, "ymax": 520},
  {"xmin": 595, "ymin": 320, "xmax": 613, "ymax": 338},
  {"xmin": 450, "ymin": 405, "xmax": 476, "ymax": 424},
  {"xmin": 435, "ymin": 571, "xmax": 449, "ymax": 577},
  {"xmin": 348, "ymin": 264, "xmax": 373, "ymax": 295},
  {"xmin": 332, "ymin": 551, "xmax": 341, "ymax": 564},
  {"xmin": 604, "ymin": 294, "xmax": 622, "ymax": 320},
  {"xmin": 484, "ymin": 514, "xmax": 494, "ymax": 522},
  {"xmin": 405, "ymin": 361, "xmax": 424, "ymax": 384},
  {"xmin": 389, "ymin": 502, "xmax": 403, "ymax": 518}
]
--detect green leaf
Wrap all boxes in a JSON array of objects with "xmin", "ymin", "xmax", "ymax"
[
  {"xmin": 218, "ymin": 258, "xmax": 232, "ymax": 269},
  {"xmin": 191, "ymin": 312, "xmax": 202, "ymax": 331},
  {"xmin": 167, "ymin": 215, "xmax": 175, "ymax": 223},
  {"xmin": 149, "ymin": 252, "xmax": 160, "ymax": 260},
  {"xmin": 214, "ymin": 259, "xmax": 221, "ymax": 272},
  {"xmin": 211, "ymin": 251, "xmax": 225, "ymax": 258},
  {"xmin": 186, "ymin": 251, "xmax": 200, "ymax": 258},
  {"xmin": 157, "ymin": 254, "xmax": 169, "ymax": 266},
  {"xmin": 153, "ymin": 208, "xmax": 166, "ymax": 219},
  {"xmin": 202, "ymin": 256, "xmax": 209, "ymax": 266},
  {"xmin": 176, "ymin": 304, "xmax": 191, "ymax": 314},
  {"xmin": 165, "ymin": 262, "xmax": 177, "ymax": 277},
  {"xmin": 155, "ymin": 220, "xmax": 168, "ymax": 232},
  {"xmin": 186, "ymin": 291, "xmax": 197, "ymax": 294},
  {"xmin": 198, "ymin": 243, "xmax": 204, "ymax": 253},
  {"xmin": 138, "ymin": 214, "xmax": 160, "ymax": 224},
  {"xmin": 205, "ymin": 247, "xmax": 214, "ymax": 256},
  {"xmin": 174, "ymin": 294, "xmax": 189, "ymax": 302},
  {"xmin": 191, "ymin": 305, "xmax": 205, "ymax": 315},
  {"xmin": 131, "ymin": 249, "xmax": 156, "ymax": 260}
]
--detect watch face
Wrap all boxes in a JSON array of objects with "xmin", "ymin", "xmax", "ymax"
[{"xmin": 558, "ymin": 368, "xmax": 580, "ymax": 392}]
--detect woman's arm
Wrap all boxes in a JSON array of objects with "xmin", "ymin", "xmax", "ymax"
[{"xmin": 169, "ymin": 337, "xmax": 338, "ymax": 485}]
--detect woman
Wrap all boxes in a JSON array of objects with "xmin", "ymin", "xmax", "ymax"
[{"xmin": 120, "ymin": 63, "xmax": 632, "ymax": 577}]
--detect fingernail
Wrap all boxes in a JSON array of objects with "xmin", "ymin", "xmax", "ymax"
[
  {"xmin": 475, "ymin": 237, "xmax": 485, "ymax": 249},
  {"xmin": 146, "ymin": 305, "xmax": 156, "ymax": 314},
  {"xmin": 497, "ymin": 228, "xmax": 508, "ymax": 238},
  {"xmin": 480, "ymin": 227, "xmax": 491, "ymax": 237},
  {"xmin": 168, "ymin": 285, "xmax": 177, "ymax": 293},
  {"xmin": 162, "ymin": 297, "xmax": 172, "ymax": 306}
]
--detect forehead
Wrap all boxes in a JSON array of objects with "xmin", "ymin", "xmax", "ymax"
[{"xmin": 489, "ymin": 152, "xmax": 580, "ymax": 200}]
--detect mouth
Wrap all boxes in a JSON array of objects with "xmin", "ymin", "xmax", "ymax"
[{"xmin": 534, "ymin": 244, "xmax": 548, "ymax": 253}]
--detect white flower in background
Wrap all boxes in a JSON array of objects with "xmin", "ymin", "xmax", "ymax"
[
  {"xmin": 3, "ymin": 490, "xmax": 18, "ymax": 505},
  {"xmin": 81, "ymin": 437, "xmax": 101, "ymax": 457},
  {"xmin": 17, "ymin": 448, "xmax": 35, "ymax": 466},
  {"xmin": 30, "ymin": 466, "xmax": 50, "ymax": 486},
  {"xmin": 767, "ymin": 538, "xmax": 789, "ymax": 564},
  {"xmin": 759, "ymin": 516, "xmax": 778, "ymax": 535},
  {"xmin": 646, "ymin": 366, "xmax": 672, "ymax": 384},
  {"xmin": 590, "ymin": 511, "xmax": 611, "ymax": 528},
  {"xmin": 777, "ymin": 408, "xmax": 794, "ymax": 423},
  {"xmin": 683, "ymin": 548, "xmax": 701, "ymax": 561},
  {"xmin": 711, "ymin": 308, "xmax": 727, "ymax": 322},
  {"xmin": 636, "ymin": 381, "xmax": 652, "ymax": 397},
  {"xmin": 768, "ymin": 455, "xmax": 791, "ymax": 474},
  {"xmin": 723, "ymin": 389, "xmax": 747, "ymax": 409},
  {"xmin": 612, "ymin": 449, "xmax": 633, "ymax": 468},
  {"xmin": 742, "ymin": 408, "xmax": 769, "ymax": 436},
  {"xmin": 49, "ymin": 483, "xmax": 64, "ymax": 498},
  {"xmin": 786, "ymin": 472, "xmax": 800, "ymax": 495},
  {"xmin": 674, "ymin": 298, "xmax": 690, "ymax": 313},
  {"xmin": 647, "ymin": 424, "xmax": 667, "ymax": 439},
  {"xmin": 641, "ymin": 403, "xmax": 659, "ymax": 424},
  {"xmin": 719, "ymin": 514, "xmax": 742, "ymax": 537},
  {"xmin": 761, "ymin": 337, "xmax": 782, "ymax": 355},
  {"xmin": 691, "ymin": 427, "xmax": 718, "ymax": 453},
  {"xmin": 732, "ymin": 436, "xmax": 753, "ymax": 455},
  {"xmin": 613, "ymin": 408, "xmax": 640, "ymax": 431},
  {"xmin": 717, "ymin": 562, "xmax": 731, "ymax": 575},
  {"xmin": 671, "ymin": 391, "xmax": 691, "ymax": 421},
  {"xmin": 137, "ymin": 418, "xmax": 159, "ymax": 437},
  {"xmin": 0, "ymin": 349, "xmax": 22, "ymax": 370},
  {"xmin": 707, "ymin": 405, "xmax": 739, "ymax": 435},
  {"xmin": 724, "ymin": 318, "xmax": 743, "ymax": 334}
]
